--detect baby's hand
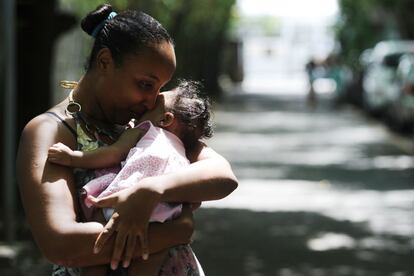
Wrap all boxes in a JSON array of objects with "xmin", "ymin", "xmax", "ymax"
[{"xmin": 48, "ymin": 142, "xmax": 75, "ymax": 166}]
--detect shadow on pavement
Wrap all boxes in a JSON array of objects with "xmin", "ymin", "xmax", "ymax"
[
  {"xmin": 232, "ymin": 162, "xmax": 414, "ymax": 190},
  {"xmin": 193, "ymin": 208, "xmax": 414, "ymax": 276}
]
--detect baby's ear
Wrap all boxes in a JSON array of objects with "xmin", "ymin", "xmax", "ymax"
[{"xmin": 159, "ymin": 112, "xmax": 175, "ymax": 127}]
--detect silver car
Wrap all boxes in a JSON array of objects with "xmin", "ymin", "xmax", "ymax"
[
  {"xmin": 361, "ymin": 40, "xmax": 414, "ymax": 115},
  {"xmin": 387, "ymin": 53, "xmax": 414, "ymax": 132}
]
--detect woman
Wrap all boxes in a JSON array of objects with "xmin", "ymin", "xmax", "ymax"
[{"xmin": 16, "ymin": 4, "xmax": 237, "ymax": 275}]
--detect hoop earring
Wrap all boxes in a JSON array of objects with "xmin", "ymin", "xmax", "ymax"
[{"xmin": 60, "ymin": 80, "xmax": 81, "ymax": 116}]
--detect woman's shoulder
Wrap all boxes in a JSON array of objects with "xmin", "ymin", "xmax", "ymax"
[
  {"xmin": 21, "ymin": 112, "xmax": 58, "ymax": 138},
  {"xmin": 20, "ymin": 106, "xmax": 76, "ymax": 148}
]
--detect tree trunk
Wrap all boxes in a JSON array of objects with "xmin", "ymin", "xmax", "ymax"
[{"xmin": 17, "ymin": 0, "xmax": 76, "ymax": 135}]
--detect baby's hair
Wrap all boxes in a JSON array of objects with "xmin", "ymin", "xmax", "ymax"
[{"xmin": 168, "ymin": 80, "xmax": 213, "ymax": 147}]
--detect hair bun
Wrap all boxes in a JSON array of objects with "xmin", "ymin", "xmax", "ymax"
[{"xmin": 81, "ymin": 4, "xmax": 114, "ymax": 36}]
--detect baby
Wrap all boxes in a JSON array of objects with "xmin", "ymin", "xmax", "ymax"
[{"xmin": 48, "ymin": 80, "xmax": 212, "ymax": 276}]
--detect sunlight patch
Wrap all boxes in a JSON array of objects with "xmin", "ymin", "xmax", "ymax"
[{"xmin": 307, "ymin": 233, "xmax": 356, "ymax": 251}]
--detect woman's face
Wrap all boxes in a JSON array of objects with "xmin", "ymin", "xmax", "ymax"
[
  {"xmin": 100, "ymin": 41, "xmax": 176, "ymax": 125},
  {"xmin": 137, "ymin": 90, "xmax": 175, "ymax": 125}
]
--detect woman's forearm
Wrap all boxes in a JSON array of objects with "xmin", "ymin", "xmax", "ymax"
[
  {"xmin": 52, "ymin": 218, "xmax": 191, "ymax": 267},
  {"xmin": 153, "ymin": 156, "xmax": 238, "ymax": 203}
]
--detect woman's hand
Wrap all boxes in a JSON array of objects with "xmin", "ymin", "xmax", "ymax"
[
  {"xmin": 88, "ymin": 182, "xmax": 161, "ymax": 270},
  {"xmin": 128, "ymin": 205, "xmax": 195, "ymax": 273}
]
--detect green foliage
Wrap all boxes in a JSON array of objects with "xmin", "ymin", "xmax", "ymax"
[
  {"xmin": 59, "ymin": 0, "xmax": 129, "ymax": 17},
  {"xmin": 335, "ymin": 0, "xmax": 385, "ymax": 69},
  {"xmin": 336, "ymin": 0, "xmax": 414, "ymax": 69},
  {"xmin": 128, "ymin": 0, "xmax": 237, "ymax": 93},
  {"xmin": 60, "ymin": 0, "xmax": 237, "ymax": 93}
]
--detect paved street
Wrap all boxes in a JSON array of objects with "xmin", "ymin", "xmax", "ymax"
[{"xmin": 193, "ymin": 90, "xmax": 414, "ymax": 276}]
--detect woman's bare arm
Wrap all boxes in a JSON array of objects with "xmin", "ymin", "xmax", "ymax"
[
  {"xmin": 114, "ymin": 141, "xmax": 238, "ymax": 205},
  {"xmin": 153, "ymin": 141, "xmax": 238, "ymax": 203},
  {"xmin": 17, "ymin": 114, "xmax": 192, "ymax": 267}
]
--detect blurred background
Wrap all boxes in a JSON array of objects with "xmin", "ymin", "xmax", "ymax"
[{"xmin": 1, "ymin": 0, "xmax": 414, "ymax": 275}]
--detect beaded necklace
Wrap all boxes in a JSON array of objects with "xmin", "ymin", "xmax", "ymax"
[{"xmin": 60, "ymin": 80, "xmax": 121, "ymax": 144}]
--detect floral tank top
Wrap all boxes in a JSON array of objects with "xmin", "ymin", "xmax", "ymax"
[{"xmin": 52, "ymin": 121, "xmax": 204, "ymax": 276}]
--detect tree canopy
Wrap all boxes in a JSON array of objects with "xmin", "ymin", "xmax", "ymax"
[{"xmin": 336, "ymin": 0, "xmax": 414, "ymax": 69}]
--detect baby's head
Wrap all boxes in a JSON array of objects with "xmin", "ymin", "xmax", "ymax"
[{"xmin": 138, "ymin": 80, "xmax": 213, "ymax": 147}]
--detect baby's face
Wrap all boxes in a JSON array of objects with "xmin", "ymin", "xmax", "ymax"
[{"xmin": 137, "ymin": 90, "xmax": 175, "ymax": 125}]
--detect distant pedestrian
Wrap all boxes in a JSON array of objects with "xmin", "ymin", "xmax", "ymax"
[{"xmin": 306, "ymin": 59, "xmax": 318, "ymax": 107}]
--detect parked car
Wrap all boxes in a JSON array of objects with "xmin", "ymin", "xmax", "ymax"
[
  {"xmin": 386, "ymin": 53, "xmax": 414, "ymax": 132},
  {"xmin": 361, "ymin": 40, "xmax": 414, "ymax": 115}
]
